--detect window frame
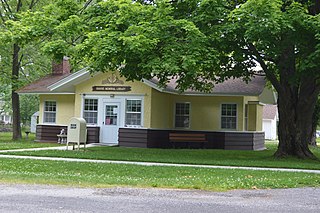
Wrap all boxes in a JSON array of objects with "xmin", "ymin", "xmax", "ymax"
[
  {"xmin": 174, "ymin": 102, "xmax": 191, "ymax": 129},
  {"xmin": 43, "ymin": 100, "xmax": 57, "ymax": 124},
  {"xmin": 83, "ymin": 98, "xmax": 99, "ymax": 125},
  {"xmin": 220, "ymin": 103, "xmax": 237, "ymax": 130},
  {"xmin": 125, "ymin": 99, "xmax": 143, "ymax": 127}
]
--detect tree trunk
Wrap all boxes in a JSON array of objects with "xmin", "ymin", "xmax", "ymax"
[
  {"xmin": 273, "ymin": 42, "xmax": 320, "ymax": 159},
  {"xmin": 12, "ymin": 43, "xmax": 21, "ymax": 140},
  {"xmin": 274, "ymin": 76, "xmax": 320, "ymax": 159}
]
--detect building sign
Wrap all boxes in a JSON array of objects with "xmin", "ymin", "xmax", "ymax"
[{"xmin": 92, "ymin": 86, "xmax": 131, "ymax": 92}]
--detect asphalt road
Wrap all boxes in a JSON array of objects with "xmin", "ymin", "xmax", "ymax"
[{"xmin": 0, "ymin": 184, "xmax": 319, "ymax": 213}]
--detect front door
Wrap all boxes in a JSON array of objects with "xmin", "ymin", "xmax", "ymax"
[{"xmin": 101, "ymin": 102, "xmax": 121, "ymax": 144}]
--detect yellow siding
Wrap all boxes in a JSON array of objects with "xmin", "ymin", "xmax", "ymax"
[
  {"xmin": 244, "ymin": 96, "xmax": 259, "ymax": 103},
  {"xmin": 37, "ymin": 71, "xmax": 262, "ymax": 132},
  {"xmin": 39, "ymin": 94, "xmax": 75, "ymax": 125},
  {"xmin": 74, "ymin": 72, "xmax": 153, "ymax": 127},
  {"xmin": 256, "ymin": 104, "xmax": 263, "ymax": 131},
  {"xmin": 247, "ymin": 102, "xmax": 263, "ymax": 131},
  {"xmin": 150, "ymin": 89, "xmax": 173, "ymax": 128},
  {"xmin": 182, "ymin": 96, "xmax": 243, "ymax": 131},
  {"xmin": 150, "ymin": 92, "xmax": 244, "ymax": 131},
  {"xmin": 244, "ymin": 96, "xmax": 262, "ymax": 131},
  {"xmin": 247, "ymin": 104, "xmax": 257, "ymax": 131}
]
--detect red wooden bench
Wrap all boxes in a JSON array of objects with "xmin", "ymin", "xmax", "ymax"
[{"xmin": 169, "ymin": 133, "xmax": 207, "ymax": 148}]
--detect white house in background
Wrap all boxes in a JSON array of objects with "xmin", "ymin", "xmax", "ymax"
[
  {"xmin": 30, "ymin": 111, "xmax": 39, "ymax": 133},
  {"xmin": 262, "ymin": 104, "xmax": 278, "ymax": 140},
  {"xmin": 0, "ymin": 100, "xmax": 12, "ymax": 124}
]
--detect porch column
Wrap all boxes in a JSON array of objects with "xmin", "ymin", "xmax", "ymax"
[{"xmin": 247, "ymin": 101, "xmax": 264, "ymax": 131}]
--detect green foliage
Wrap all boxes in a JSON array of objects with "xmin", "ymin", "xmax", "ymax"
[
  {"xmin": 10, "ymin": 0, "xmax": 319, "ymax": 90},
  {"xmin": 5, "ymin": 0, "xmax": 320, "ymax": 157},
  {"xmin": 76, "ymin": 0, "xmax": 222, "ymax": 91},
  {"xmin": 228, "ymin": 0, "xmax": 320, "ymax": 80},
  {"xmin": 20, "ymin": 95, "xmax": 39, "ymax": 126},
  {"xmin": 314, "ymin": 97, "xmax": 320, "ymax": 127}
]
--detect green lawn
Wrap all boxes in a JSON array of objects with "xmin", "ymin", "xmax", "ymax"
[
  {"xmin": 3, "ymin": 142, "xmax": 320, "ymax": 170},
  {"xmin": 0, "ymin": 158, "xmax": 319, "ymax": 191},
  {"xmin": 0, "ymin": 132, "xmax": 61, "ymax": 150},
  {"xmin": 1, "ymin": 132, "xmax": 320, "ymax": 191}
]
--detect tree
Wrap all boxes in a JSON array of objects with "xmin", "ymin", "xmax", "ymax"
[
  {"xmin": 78, "ymin": 0, "xmax": 320, "ymax": 158},
  {"xmin": 11, "ymin": 0, "xmax": 320, "ymax": 158},
  {"xmin": 20, "ymin": 95, "xmax": 39, "ymax": 126},
  {"xmin": 0, "ymin": 0, "xmax": 53, "ymax": 139},
  {"xmin": 224, "ymin": 0, "xmax": 320, "ymax": 158}
]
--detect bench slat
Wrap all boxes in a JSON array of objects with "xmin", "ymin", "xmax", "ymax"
[
  {"xmin": 170, "ymin": 138, "xmax": 207, "ymax": 142},
  {"xmin": 169, "ymin": 133, "xmax": 207, "ymax": 149},
  {"xmin": 169, "ymin": 133, "xmax": 205, "ymax": 137}
]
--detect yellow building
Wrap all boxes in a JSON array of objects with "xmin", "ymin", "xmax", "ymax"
[{"xmin": 18, "ymin": 58, "xmax": 276, "ymax": 150}]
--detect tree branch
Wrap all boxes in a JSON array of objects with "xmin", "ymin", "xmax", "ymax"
[
  {"xmin": 16, "ymin": 0, "xmax": 22, "ymax": 12},
  {"xmin": 1, "ymin": 0, "xmax": 12, "ymax": 15},
  {"xmin": 18, "ymin": 53, "xmax": 24, "ymax": 69},
  {"xmin": 247, "ymin": 42, "xmax": 282, "ymax": 93},
  {"xmin": 79, "ymin": 0, "xmax": 94, "ymax": 14},
  {"xmin": 0, "ymin": 9, "xmax": 7, "ymax": 23},
  {"xmin": 29, "ymin": 0, "xmax": 40, "ymax": 10}
]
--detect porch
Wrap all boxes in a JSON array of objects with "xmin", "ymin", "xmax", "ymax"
[
  {"xmin": 119, "ymin": 128, "xmax": 265, "ymax": 150},
  {"xmin": 34, "ymin": 125, "xmax": 265, "ymax": 150}
]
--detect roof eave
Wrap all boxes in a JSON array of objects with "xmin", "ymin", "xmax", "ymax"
[
  {"xmin": 48, "ymin": 68, "xmax": 90, "ymax": 91},
  {"xmin": 17, "ymin": 92, "xmax": 75, "ymax": 95},
  {"xmin": 142, "ymin": 79, "xmax": 260, "ymax": 96}
]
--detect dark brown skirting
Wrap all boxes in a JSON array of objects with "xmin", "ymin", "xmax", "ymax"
[
  {"xmin": 35, "ymin": 125, "xmax": 100, "ymax": 143},
  {"xmin": 119, "ymin": 128, "xmax": 265, "ymax": 150}
]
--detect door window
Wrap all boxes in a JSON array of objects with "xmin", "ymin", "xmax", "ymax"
[{"xmin": 105, "ymin": 105, "xmax": 118, "ymax": 125}]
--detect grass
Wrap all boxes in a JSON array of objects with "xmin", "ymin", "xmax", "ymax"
[
  {"xmin": 3, "ymin": 142, "xmax": 320, "ymax": 170},
  {"xmin": 0, "ymin": 158, "xmax": 319, "ymax": 191},
  {"xmin": 0, "ymin": 132, "xmax": 320, "ymax": 191},
  {"xmin": 0, "ymin": 132, "xmax": 61, "ymax": 150}
]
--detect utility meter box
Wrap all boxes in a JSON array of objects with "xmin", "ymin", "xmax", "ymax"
[{"xmin": 67, "ymin": 117, "xmax": 87, "ymax": 150}]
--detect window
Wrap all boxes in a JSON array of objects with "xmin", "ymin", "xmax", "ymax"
[
  {"xmin": 44, "ymin": 101, "xmax": 56, "ymax": 123},
  {"xmin": 221, "ymin": 104, "xmax": 237, "ymax": 129},
  {"xmin": 125, "ymin": 99, "xmax": 142, "ymax": 126},
  {"xmin": 175, "ymin": 103, "xmax": 190, "ymax": 128},
  {"xmin": 83, "ymin": 99, "xmax": 98, "ymax": 124}
]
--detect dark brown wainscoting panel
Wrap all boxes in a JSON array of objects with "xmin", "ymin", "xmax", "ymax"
[
  {"xmin": 119, "ymin": 128, "xmax": 264, "ymax": 150},
  {"xmin": 35, "ymin": 125, "xmax": 99, "ymax": 144}
]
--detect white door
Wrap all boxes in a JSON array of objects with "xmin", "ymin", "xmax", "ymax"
[{"xmin": 101, "ymin": 102, "xmax": 121, "ymax": 144}]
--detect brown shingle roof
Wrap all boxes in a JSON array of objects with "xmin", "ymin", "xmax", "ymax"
[
  {"xmin": 17, "ymin": 69, "xmax": 266, "ymax": 96},
  {"xmin": 16, "ymin": 73, "xmax": 72, "ymax": 94},
  {"xmin": 148, "ymin": 75, "xmax": 266, "ymax": 96}
]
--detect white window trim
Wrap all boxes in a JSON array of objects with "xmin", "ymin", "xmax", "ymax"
[
  {"xmin": 125, "ymin": 98, "xmax": 144, "ymax": 127},
  {"xmin": 43, "ymin": 100, "xmax": 57, "ymax": 124},
  {"xmin": 83, "ymin": 98, "xmax": 99, "ymax": 125},
  {"xmin": 81, "ymin": 95, "xmax": 102, "ymax": 127},
  {"xmin": 220, "ymin": 103, "xmax": 238, "ymax": 130},
  {"xmin": 174, "ymin": 102, "xmax": 191, "ymax": 129}
]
